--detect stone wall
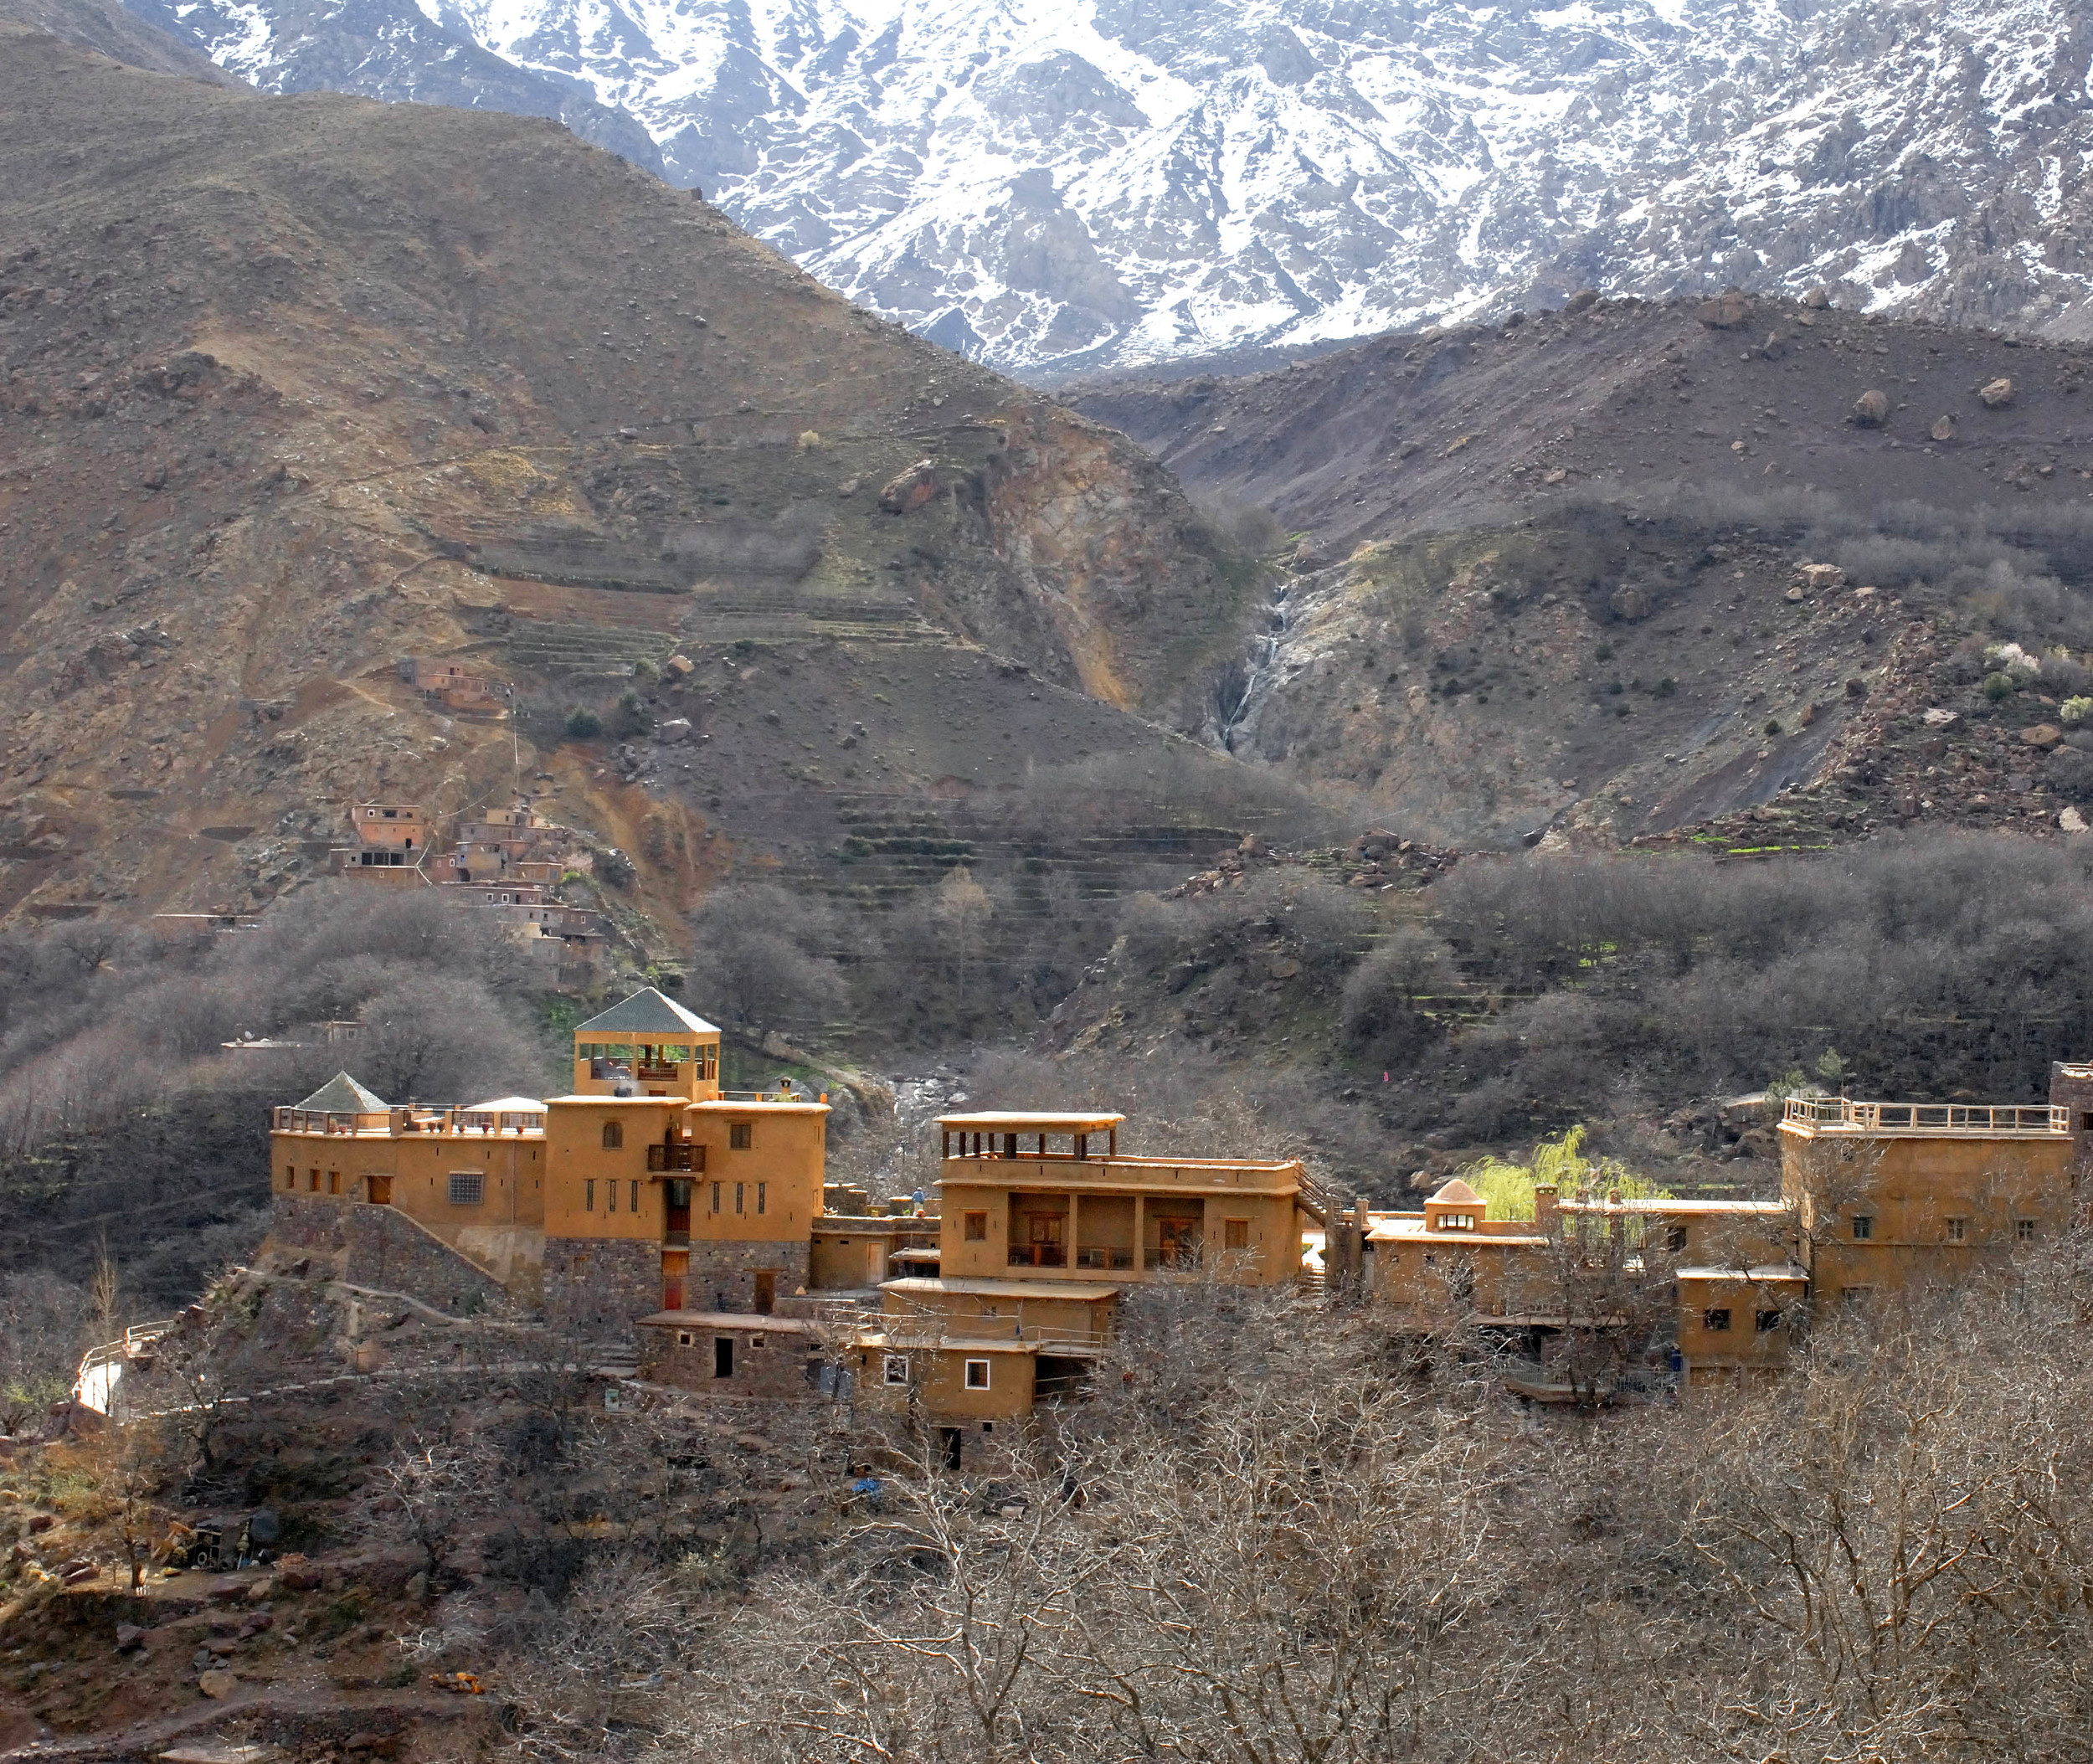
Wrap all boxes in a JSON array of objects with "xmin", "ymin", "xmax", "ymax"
[
  {"xmin": 544, "ymin": 1237, "xmax": 661, "ymax": 1345},
  {"xmin": 348, "ymin": 1206, "xmax": 526, "ymax": 1318},
  {"xmin": 270, "ymin": 1194, "xmax": 525, "ymax": 1318},
  {"xmin": 682, "ymin": 1240, "xmax": 812, "ymax": 1314},
  {"xmin": 638, "ymin": 1318, "xmax": 826, "ymax": 1400},
  {"xmin": 270, "ymin": 1191, "xmax": 352, "ymax": 1257}
]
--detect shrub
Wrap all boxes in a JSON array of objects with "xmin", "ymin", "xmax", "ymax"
[
  {"xmin": 608, "ymin": 690, "xmax": 651, "ymax": 739},
  {"xmin": 1984, "ymin": 671, "xmax": 2016, "ymax": 702},
  {"xmin": 2062, "ymin": 696, "xmax": 2093, "ymax": 728},
  {"xmin": 563, "ymin": 707, "xmax": 603, "ymax": 738}
]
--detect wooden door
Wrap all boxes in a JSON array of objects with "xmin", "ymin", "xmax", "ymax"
[{"xmin": 754, "ymin": 1268, "xmax": 777, "ymax": 1314}]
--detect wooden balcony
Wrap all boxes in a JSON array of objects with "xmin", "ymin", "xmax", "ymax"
[
  {"xmin": 1782, "ymin": 1098, "xmax": 2069, "ymax": 1137},
  {"xmin": 647, "ymin": 1144, "xmax": 704, "ymax": 1172}
]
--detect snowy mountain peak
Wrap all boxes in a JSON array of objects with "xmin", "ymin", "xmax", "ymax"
[{"xmin": 132, "ymin": 0, "xmax": 2093, "ymax": 376}]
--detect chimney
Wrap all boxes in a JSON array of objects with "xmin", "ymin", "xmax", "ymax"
[{"xmin": 1533, "ymin": 1181, "xmax": 1558, "ymax": 1234}]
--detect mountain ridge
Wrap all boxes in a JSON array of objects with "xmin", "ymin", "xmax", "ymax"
[{"xmin": 117, "ymin": 0, "xmax": 2093, "ymax": 378}]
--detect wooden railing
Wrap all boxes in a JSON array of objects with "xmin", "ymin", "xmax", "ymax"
[
  {"xmin": 648, "ymin": 1144, "xmax": 703, "ymax": 1172},
  {"xmin": 1783, "ymin": 1098, "xmax": 2070, "ymax": 1134}
]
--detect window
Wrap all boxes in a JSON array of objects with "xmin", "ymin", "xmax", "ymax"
[
  {"xmin": 607, "ymin": 1178, "xmax": 617, "ymax": 1213},
  {"xmin": 308, "ymin": 1169, "xmax": 320, "ymax": 1191},
  {"xmin": 730, "ymin": 1123, "xmax": 753, "ymax": 1150},
  {"xmin": 630, "ymin": 1180, "xmax": 640, "ymax": 1213},
  {"xmin": 284, "ymin": 1165, "xmax": 294, "ymax": 1190},
  {"xmin": 711, "ymin": 1181, "xmax": 721, "ymax": 1214},
  {"xmin": 1851, "ymin": 1215, "xmax": 1873, "ymax": 1241},
  {"xmin": 883, "ymin": 1355, "xmax": 909, "ymax": 1386},
  {"xmin": 676, "ymin": 1331, "xmax": 692, "ymax": 1346},
  {"xmin": 1223, "ymin": 1219, "xmax": 1249, "ymax": 1251},
  {"xmin": 1756, "ymin": 1309, "xmax": 1782, "ymax": 1333},
  {"xmin": 1946, "ymin": 1216, "xmax": 1967, "ymax": 1242},
  {"xmin": 757, "ymin": 1181, "xmax": 766, "ymax": 1216},
  {"xmin": 735, "ymin": 1182, "xmax": 745, "ymax": 1215},
  {"xmin": 964, "ymin": 1211, "xmax": 988, "ymax": 1242},
  {"xmin": 964, "ymin": 1359, "xmax": 991, "ymax": 1390},
  {"xmin": 1666, "ymin": 1226, "xmax": 1689, "ymax": 1253},
  {"xmin": 585, "ymin": 1179, "xmax": 596, "ymax": 1211},
  {"xmin": 602, "ymin": 1121, "xmax": 623, "ymax": 1149},
  {"xmin": 328, "ymin": 1170, "xmax": 341, "ymax": 1195},
  {"xmin": 448, "ymin": 1171, "xmax": 484, "ymax": 1206},
  {"xmin": 749, "ymin": 1334, "xmax": 766, "ymax": 1350},
  {"xmin": 1440, "ymin": 1212, "xmax": 1474, "ymax": 1231},
  {"xmin": 1703, "ymin": 1308, "xmax": 1732, "ymax": 1332},
  {"xmin": 2018, "ymin": 1218, "xmax": 2037, "ymax": 1242}
]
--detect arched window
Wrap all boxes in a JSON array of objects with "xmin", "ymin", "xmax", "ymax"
[{"xmin": 602, "ymin": 1121, "xmax": 623, "ymax": 1149}]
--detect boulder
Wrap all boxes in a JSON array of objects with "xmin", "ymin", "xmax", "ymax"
[
  {"xmin": 197, "ymin": 1668, "xmax": 238, "ymax": 1699},
  {"xmin": 2021, "ymin": 724, "xmax": 2063, "ymax": 751},
  {"xmin": 877, "ymin": 459, "xmax": 939, "ymax": 514},
  {"xmin": 664, "ymin": 654, "xmax": 693, "ymax": 678},
  {"xmin": 1931, "ymin": 414, "xmax": 1957, "ymax": 442},
  {"xmin": 1793, "ymin": 562, "xmax": 1846, "ymax": 593},
  {"xmin": 1698, "ymin": 289, "xmax": 1751, "ymax": 328},
  {"xmin": 1851, "ymin": 389, "xmax": 1890, "ymax": 427},
  {"xmin": 657, "ymin": 717, "xmax": 693, "ymax": 744},
  {"xmin": 2062, "ymin": 806, "xmax": 2089, "ymax": 834},
  {"xmin": 1564, "ymin": 288, "xmax": 1599, "ymax": 314},
  {"xmin": 1980, "ymin": 377, "xmax": 2014, "ymax": 409},
  {"xmin": 115, "ymin": 1623, "xmax": 145, "ymax": 1650},
  {"xmin": 1802, "ymin": 286, "xmax": 1832, "ymax": 309},
  {"xmin": 1607, "ymin": 584, "xmax": 1651, "ymax": 620}
]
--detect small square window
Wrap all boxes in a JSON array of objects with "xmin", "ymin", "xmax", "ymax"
[
  {"xmin": 1755, "ymin": 1309, "xmax": 1782, "ymax": 1333},
  {"xmin": 964, "ymin": 1211, "xmax": 988, "ymax": 1242},
  {"xmin": 730, "ymin": 1123, "xmax": 753, "ymax": 1150},
  {"xmin": 1703, "ymin": 1308, "xmax": 1732, "ymax": 1332},
  {"xmin": 1666, "ymin": 1226, "xmax": 1689, "ymax": 1253},
  {"xmin": 676, "ymin": 1331, "xmax": 692, "ymax": 1346},
  {"xmin": 964, "ymin": 1359, "xmax": 991, "ymax": 1390},
  {"xmin": 883, "ymin": 1355, "xmax": 909, "ymax": 1386},
  {"xmin": 749, "ymin": 1334, "xmax": 766, "ymax": 1350},
  {"xmin": 1223, "ymin": 1219, "xmax": 1249, "ymax": 1251},
  {"xmin": 1851, "ymin": 1216, "xmax": 1873, "ymax": 1241},
  {"xmin": 1946, "ymin": 1216, "xmax": 1967, "ymax": 1242},
  {"xmin": 448, "ymin": 1170, "xmax": 484, "ymax": 1206},
  {"xmin": 2018, "ymin": 1218, "xmax": 2037, "ymax": 1242}
]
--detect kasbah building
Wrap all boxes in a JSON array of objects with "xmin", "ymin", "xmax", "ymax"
[{"xmin": 266, "ymin": 986, "xmax": 2093, "ymax": 1463}]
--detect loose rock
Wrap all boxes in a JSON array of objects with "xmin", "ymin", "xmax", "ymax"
[
  {"xmin": 1852, "ymin": 389, "xmax": 1890, "ymax": 427},
  {"xmin": 1981, "ymin": 377, "xmax": 2015, "ymax": 409}
]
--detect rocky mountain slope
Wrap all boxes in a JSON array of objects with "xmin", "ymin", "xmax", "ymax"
[
  {"xmin": 1073, "ymin": 290, "xmax": 2093, "ymax": 848},
  {"xmin": 119, "ymin": 0, "xmax": 2093, "ymax": 378},
  {"xmin": 0, "ymin": 0, "xmax": 240, "ymax": 80},
  {"xmin": 0, "ymin": 28, "xmax": 1262, "ymax": 939}
]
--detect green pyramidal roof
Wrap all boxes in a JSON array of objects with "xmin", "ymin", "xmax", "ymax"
[
  {"xmin": 574, "ymin": 987, "xmax": 718, "ymax": 1037},
  {"xmin": 295, "ymin": 1072, "xmax": 389, "ymax": 1113}
]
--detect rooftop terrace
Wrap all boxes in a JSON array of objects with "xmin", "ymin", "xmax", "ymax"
[{"xmin": 1781, "ymin": 1098, "xmax": 2069, "ymax": 1137}]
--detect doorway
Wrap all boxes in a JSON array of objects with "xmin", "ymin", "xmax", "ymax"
[
  {"xmin": 713, "ymin": 1336, "xmax": 734, "ymax": 1379},
  {"xmin": 666, "ymin": 1180, "xmax": 691, "ymax": 1239},
  {"xmin": 367, "ymin": 1173, "xmax": 392, "ymax": 1206},
  {"xmin": 939, "ymin": 1427, "xmax": 963, "ymax": 1471},
  {"xmin": 753, "ymin": 1269, "xmax": 777, "ymax": 1314}
]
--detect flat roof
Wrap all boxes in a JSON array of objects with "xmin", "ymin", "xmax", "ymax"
[
  {"xmin": 638, "ymin": 1311, "xmax": 816, "ymax": 1331},
  {"xmin": 860, "ymin": 1333, "xmax": 1047, "ymax": 1355},
  {"xmin": 1558, "ymin": 1198, "xmax": 1793, "ymax": 1215},
  {"xmin": 690, "ymin": 1098, "xmax": 831, "ymax": 1116},
  {"xmin": 880, "ymin": 1277, "xmax": 1121, "ymax": 1302},
  {"xmin": 938, "ymin": 1112, "xmax": 1126, "ymax": 1132},
  {"xmin": 548, "ymin": 1094, "xmax": 689, "ymax": 1107},
  {"xmin": 1368, "ymin": 1222, "xmax": 1549, "ymax": 1246}
]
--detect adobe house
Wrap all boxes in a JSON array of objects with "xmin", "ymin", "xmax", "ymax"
[
  {"xmin": 852, "ymin": 1110, "xmax": 1314, "ymax": 1465},
  {"xmin": 332, "ymin": 802, "xmax": 431, "ymax": 882},
  {"xmin": 1777, "ymin": 1092, "xmax": 2079, "ymax": 1311}
]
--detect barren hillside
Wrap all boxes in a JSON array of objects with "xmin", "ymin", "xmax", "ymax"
[
  {"xmin": 0, "ymin": 29, "xmax": 1262, "ymax": 941},
  {"xmin": 1073, "ymin": 294, "xmax": 2093, "ymax": 848}
]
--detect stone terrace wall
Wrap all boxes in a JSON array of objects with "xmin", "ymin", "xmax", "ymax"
[{"xmin": 268, "ymin": 1194, "xmax": 526, "ymax": 1319}]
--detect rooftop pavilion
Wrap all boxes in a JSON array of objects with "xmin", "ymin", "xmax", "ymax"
[
  {"xmin": 570, "ymin": 986, "xmax": 722, "ymax": 1102},
  {"xmin": 1780, "ymin": 1097, "xmax": 2069, "ymax": 1138}
]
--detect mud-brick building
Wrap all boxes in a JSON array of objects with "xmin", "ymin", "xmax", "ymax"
[
  {"xmin": 331, "ymin": 801, "xmax": 430, "ymax": 881},
  {"xmin": 1777, "ymin": 1090, "xmax": 2080, "ymax": 1306},
  {"xmin": 268, "ymin": 988, "xmax": 836, "ymax": 1335},
  {"xmin": 855, "ymin": 1111, "xmax": 1313, "ymax": 1460}
]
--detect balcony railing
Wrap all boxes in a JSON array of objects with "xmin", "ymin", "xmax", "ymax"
[
  {"xmin": 1008, "ymin": 1245, "xmax": 1067, "ymax": 1268},
  {"xmin": 635, "ymin": 1062, "xmax": 684, "ymax": 1082},
  {"xmin": 1783, "ymin": 1098, "xmax": 2070, "ymax": 1135},
  {"xmin": 647, "ymin": 1144, "xmax": 704, "ymax": 1172},
  {"xmin": 1076, "ymin": 1247, "xmax": 1136, "ymax": 1271}
]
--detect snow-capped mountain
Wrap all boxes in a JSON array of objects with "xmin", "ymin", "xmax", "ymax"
[{"xmin": 130, "ymin": 0, "xmax": 2093, "ymax": 377}]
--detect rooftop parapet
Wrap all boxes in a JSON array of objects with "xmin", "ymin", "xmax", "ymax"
[{"xmin": 1781, "ymin": 1097, "xmax": 2068, "ymax": 1137}]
